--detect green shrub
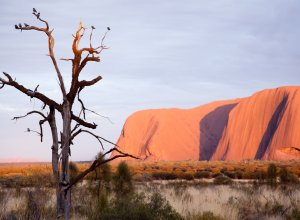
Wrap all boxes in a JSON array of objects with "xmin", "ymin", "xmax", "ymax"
[
  {"xmin": 113, "ymin": 162, "xmax": 133, "ymax": 196},
  {"xmin": 252, "ymin": 170, "xmax": 267, "ymax": 180},
  {"xmin": 220, "ymin": 168, "xmax": 227, "ymax": 173},
  {"xmin": 223, "ymin": 171, "xmax": 237, "ymax": 179},
  {"xmin": 267, "ymin": 163, "xmax": 277, "ymax": 185},
  {"xmin": 213, "ymin": 175, "xmax": 232, "ymax": 185},
  {"xmin": 204, "ymin": 167, "xmax": 212, "ymax": 172},
  {"xmin": 26, "ymin": 172, "xmax": 55, "ymax": 188},
  {"xmin": 287, "ymin": 208, "xmax": 300, "ymax": 220},
  {"xmin": 232, "ymin": 170, "xmax": 243, "ymax": 179},
  {"xmin": 90, "ymin": 192, "xmax": 182, "ymax": 220},
  {"xmin": 69, "ymin": 161, "xmax": 79, "ymax": 183},
  {"xmin": 267, "ymin": 163, "xmax": 277, "ymax": 179},
  {"xmin": 152, "ymin": 172, "xmax": 177, "ymax": 180},
  {"xmin": 212, "ymin": 172, "xmax": 222, "ymax": 178},
  {"xmin": 180, "ymin": 173, "xmax": 194, "ymax": 180},
  {"xmin": 191, "ymin": 211, "xmax": 224, "ymax": 220},
  {"xmin": 279, "ymin": 167, "xmax": 298, "ymax": 184},
  {"xmin": 194, "ymin": 171, "xmax": 211, "ymax": 179}
]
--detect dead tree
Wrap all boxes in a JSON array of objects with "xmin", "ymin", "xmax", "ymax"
[{"xmin": 1, "ymin": 9, "xmax": 138, "ymax": 219}]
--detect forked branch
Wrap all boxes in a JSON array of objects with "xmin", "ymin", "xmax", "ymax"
[
  {"xmin": 71, "ymin": 129, "xmax": 104, "ymax": 150},
  {"xmin": 14, "ymin": 8, "xmax": 67, "ymax": 98},
  {"xmin": 0, "ymin": 72, "xmax": 61, "ymax": 110},
  {"xmin": 68, "ymin": 24, "xmax": 109, "ymax": 105},
  {"xmin": 0, "ymin": 72, "xmax": 96, "ymax": 129},
  {"xmin": 64, "ymin": 147, "xmax": 139, "ymax": 191},
  {"xmin": 12, "ymin": 110, "xmax": 50, "ymax": 142}
]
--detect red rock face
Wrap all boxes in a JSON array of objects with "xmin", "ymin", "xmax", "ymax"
[{"xmin": 113, "ymin": 86, "xmax": 300, "ymax": 161}]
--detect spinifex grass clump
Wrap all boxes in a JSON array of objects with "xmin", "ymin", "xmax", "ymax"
[{"xmin": 88, "ymin": 161, "xmax": 182, "ymax": 220}]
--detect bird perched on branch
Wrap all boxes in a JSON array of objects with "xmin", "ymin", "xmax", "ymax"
[
  {"xmin": 18, "ymin": 23, "xmax": 22, "ymax": 32},
  {"xmin": 91, "ymin": 25, "xmax": 95, "ymax": 29},
  {"xmin": 27, "ymin": 89, "xmax": 34, "ymax": 97},
  {"xmin": 33, "ymin": 8, "xmax": 37, "ymax": 13},
  {"xmin": 34, "ymin": 85, "xmax": 39, "ymax": 93},
  {"xmin": 24, "ymin": 23, "xmax": 29, "ymax": 27},
  {"xmin": 107, "ymin": 27, "xmax": 110, "ymax": 31},
  {"xmin": 14, "ymin": 24, "xmax": 18, "ymax": 29},
  {"xmin": 37, "ymin": 13, "xmax": 40, "ymax": 19}
]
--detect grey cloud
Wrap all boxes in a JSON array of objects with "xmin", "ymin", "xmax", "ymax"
[{"xmin": 1, "ymin": 0, "xmax": 300, "ymax": 161}]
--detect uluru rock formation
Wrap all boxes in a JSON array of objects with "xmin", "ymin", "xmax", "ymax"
[{"xmin": 113, "ymin": 86, "xmax": 300, "ymax": 161}]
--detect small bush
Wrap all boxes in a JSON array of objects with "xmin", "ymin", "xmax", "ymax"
[
  {"xmin": 113, "ymin": 162, "xmax": 133, "ymax": 196},
  {"xmin": 213, "ymin": 175, "xmax": 232, "ymax": 185},
  {"xmin": 204, "ymin": 167, "xmax": 212, "ymax": 172},
  {"xmin": 279, "ymin": 167, "xmax": 298, "ymax": 184},
  {"xmin": 251, "ymin": 170, "xmax": 267, "ymax": 180},
  {"xmin": 220, "ymin": 168, "xmax": 227, "ymax": 173},
  {"xmin": 223, "ymin": 171, "xmax": 236, "ymax": 179},
  {"xmin": 212, "ymin": 172, "xmax": 222, "ymax": 178},
  {"xmin": 152, "ymin": 172, "xmax": 177, "ymax": 180},
  {"xmin": 180, "ymin": 173, "xmax": 194, "ymax": 180},
  {"xmin": 69, "ymin": 161, "xmax": 79, "ymax": 183},
  {"xmin": 194, "ymin": 171, "xmax": 211, "ymax": 179},
  {"xmin": 267, "ymin": 163, "xmax": 277, "ymax": 179},
  {"xmin": 191, "ymin": 211, "xmax": 224, "ymax": 220},
  {"xmin": 232, "ymin": 170, "xmax": 243, "ymax": 179},
  {"xmin": 90, "ymin": 192, "xmax": 182, "ymax": 220},
  {"xmin": 287, "ymin": 208, "xmax": 300, "ymax": 220}
]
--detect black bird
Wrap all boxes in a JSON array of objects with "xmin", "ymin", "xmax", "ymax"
[
  {"xmin": 27, "ymin": 128, "xmax": 30, "ymax": 132},
  {"xmin": 27, "ymin": 89, "xmax": 34, "ymax": 97},
  {"xmin": 37, "ymin": 12, "xmax": 40, "ymax": 19},
  {"xmin": 24, "ymin": 23, "xmax": 29, "ymax": 27},
  {"xmin": 107, "ymin": 27, "xmax": 110, "ymax": 31},
  {"xmin": 33, "ymin": 8, "xmax": 37, "ymax": 13},
  {"xmin": 14, "ymin": 24, "xmax": 18, "ymax": 29},
  {"xmin": 18, "ymin": 23, "xmax": 22, "ymax": 28},
  {"xmin": 91, "ymin": 25, "xmax": 95, "ymax": 29},
  {"xmin": 34, "ymin": 85, "xmax": 39, "ymax": 93}
]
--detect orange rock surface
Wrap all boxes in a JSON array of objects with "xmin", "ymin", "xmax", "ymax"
[{"xmin": 113, "ymin": 86, "xmax": 300, "ymax": 161}]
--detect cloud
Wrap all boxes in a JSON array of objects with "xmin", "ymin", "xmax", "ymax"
[
  {"xmin": 1, "ymin": 0, "xmax": 300, "ymax": 160},
  {"xmin": 0, "ymin": 104, "xmax": 19, "ymax": 113}
]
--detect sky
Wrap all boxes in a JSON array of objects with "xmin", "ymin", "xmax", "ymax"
[{"xmin": 0, "ymin": 0, "xmax": 300, "ymax": 162}]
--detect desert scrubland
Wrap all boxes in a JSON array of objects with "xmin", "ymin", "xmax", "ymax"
[{"xmin": 0, "ymin": 160, "xmax": 299, "ymax": 219}]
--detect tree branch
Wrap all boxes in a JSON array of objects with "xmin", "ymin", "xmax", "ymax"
[
  {"xmin": 77, "ymin": 86, "xmax": 86, "ymax": 119},
  {"xmin": 67, "ymin": 24, "xmax": 109, "ymax": 105},
  {"xmin": 71, "ymin": 114, "xmax": 97, "ymax": 129},
  {"xmin": 85, "ymin": 109, "xmax": 113, "ymax": 124},
  {"xmin": 64, "ymin": 147, "xmax": 139, "ymax": 191},
  {"xmin": 0, "ymin": 72, "xmax": 62, "ymax": 111},
  {"xmin": 71, "ymin": 129, "xmax": 104, "ymax": 150},
  {"xmin": 12, "ymin": 110, "xmax": 51, "ymax": 142},
  {"xmin": 12, "ymin": 110, "xmax": 46, "ymax": 121},
  {"xmin": 78, "ymin": 76, "xmax": 102, "ymax": 87},
  {"xmin": 15, "ymin": 9, "xmax": 67, "ymax": 99},
  {"xmin": 1, "ymin": 72, "xmax": 97, "ymax": 131}
]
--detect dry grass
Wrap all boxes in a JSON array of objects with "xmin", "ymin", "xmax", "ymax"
[
  {"xmin": 0, "ymin": 160, "xmax": 299, "ymax": 184},
  {"xmin": 0, "ymin": 162, "xmax": 89, "ymax": 177},
  {"xmin": 125, "ymin": 160, "xmax": 300, "ymax": 181},
  {"xmin": 0, "ymin": 160, "xmax": 299, "ymax": 219}
]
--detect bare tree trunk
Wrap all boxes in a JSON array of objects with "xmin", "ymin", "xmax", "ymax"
[
  {"xmin": 61, "ymin": 101, "xmax": 72, "ymax": 219},
  {"xmin": 48, "ymin": 106, "xmax": 64, "ymax": 217}
]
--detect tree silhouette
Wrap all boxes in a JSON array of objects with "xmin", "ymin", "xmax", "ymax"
[{"xmin": 0, "ymin": 9, "xmax": 138, "ymax": 219}]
